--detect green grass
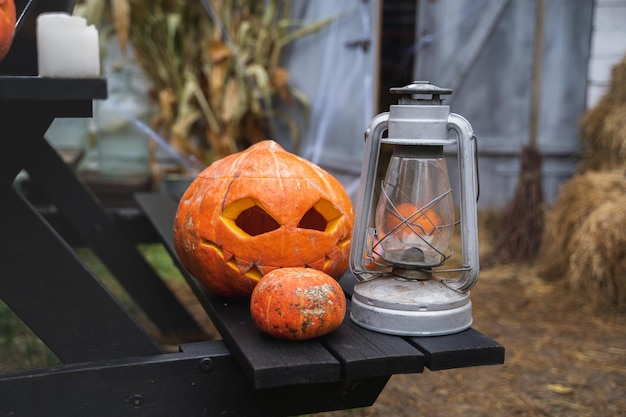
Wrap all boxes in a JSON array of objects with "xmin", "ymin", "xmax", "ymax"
[
  {"xmin": 138, "ymin": 243, "xmax": 186, "ymax": 284},
  {"xmin": 0, "ymin": 243, "xmax": 182, "ymax": 372},
  {"xmin": 0, "ymin": 302, "xmax": 60, "ymax": 372}
]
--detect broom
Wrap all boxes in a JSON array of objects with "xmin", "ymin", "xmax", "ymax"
[{"xmin": 494, "ymin": 0, "xmax": 545, "ymax": 263}]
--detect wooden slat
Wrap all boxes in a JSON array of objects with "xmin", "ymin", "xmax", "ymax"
[
  {"xmin": 441, "ymin": 0, "xmax": 510, "ymax": 93},
  {"xmin": 409, "ymin": 328, "xmax": 505, "ymax": 370},
  {"xmin": 203, "ymin": 290, "xmax": 341, "ymax": 388},
  {"xmin": 322, "ymin": 306, "xmax": 425, "ymax": 379},
  {"xmin": 0, "ymin": 76, "xmax": 107, "ymax": 101},
  {"xmin": 340, "ymin": 264, "xmax": 505, "ymax": 372},
  {"xmin": 135, "ymin": 193, "xmax": 341, "ymax": 389}
]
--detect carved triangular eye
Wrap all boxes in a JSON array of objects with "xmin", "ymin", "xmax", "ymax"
[
  {"xmin": 298, "ymin": 207, "xmax": 327, "ymax": 231},
  {"xmin": 236, "ymin": 206, "xmax": 280, "ymax": 236},
  {"xmin": 223, "ymin": 198, "xmax": 280, "ymax": 237},
  {"xmin": 298, "ymin": 199, "xmax": 343, "ymax": 233}
]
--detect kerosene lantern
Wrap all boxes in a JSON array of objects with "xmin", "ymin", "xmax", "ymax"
[{"xmin": 349, "ymin": 81, "xmax": 479, "ymax": 336}]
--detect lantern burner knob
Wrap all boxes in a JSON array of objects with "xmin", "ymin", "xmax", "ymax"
[{"xmin": 390, "ymin": 81, "xmax": 452, "ymax": 105}]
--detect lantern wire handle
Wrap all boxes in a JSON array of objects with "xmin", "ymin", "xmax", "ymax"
[{"xmin": 445, "ymin": 113, "xmax": 480, "ymax": 292}]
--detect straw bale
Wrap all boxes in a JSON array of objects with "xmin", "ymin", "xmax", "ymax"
[
  {"xmin": 579, "ymin": 103, "xmax": 626, "ymax": 173},
  {"xmin": 537, "ymin": 170, "xmax": 626, "ymax": 281},
  {"xmin": 567, "ymin": 195, "xmax": 626, "ymax": 312},
  {"xmin": 579, "ymin": 55, "xmax": 626, "ymax": 173},
  {"xmin": 607, "ymin": 54, "xmax": 626, "ymax": 103}
]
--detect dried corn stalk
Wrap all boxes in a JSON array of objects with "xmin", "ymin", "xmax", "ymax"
[{"xmin": 83, "ymin": 0, "xmax": 334, "ymax": 166}]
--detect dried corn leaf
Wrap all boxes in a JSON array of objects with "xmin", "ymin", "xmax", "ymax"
[
  {"xmin": 158, "ymin": 88, "xmax": 177, "ymax": 124},
  {"xmin": 103, "ymin": 0, "xmax": 337, "ymax": 164},
  {"xmin": 189, "ymin": 78, "xmax": 220, "ymax": 133},
  {"xmin": 247, "ymin": 64, "xmax": 270, "ymax": 90},
  {"xmin": 81, "ymin": 0, "xmax": 106, "ymax": 26},
  {"xmin": 166, "ymin": 13, "xmax": 183, "ymax": 53},
  {"xmin": 270, "ymin": 13, "xmax": 342, "ymax": 66},
  {"xmin": 208, "ymin": 40, "xmax": 232, "ymax": 63},
  {"xmin": 171, "ymin": 131, "xmax": 200, "ymax": 161},
  {"xmin": 261, "ymin": 0, "xmax": 277, "ymax": 27},
  {"xmin": 291, "ymin": 87, "xmax": 312, "ymax": 126},
  {"xmin": 270, "ymin": 66, "xmax": 290, "ymax": 103},
  {"xmin": 208, "ymin": 61, "xmax": 228, "ymax": 110},
  {"xmin": 268, "ymin": 109, "xmax": 301, "ymax": 154},
  {"xmin": 221, "ymin": 79, "xmax": 241, "ymax": 123},
  {"xmin": 111, "ymin": 0, "xmax": 130, "ymax": 56},
  {"xmin": 234, "ymin": 21, "xmax": 254, "ymax": 62},
  {"xmin": 172, "ymin": 109, "xmax": 202, "ymax": 149},
  {"xmin": 241, "ymin": 112, "xmax": 269, "ymax": 145},
  {"xmin": 207, "ymin": 125, "xmax": 237, "ymax": 157},
  {"xmin": 247, "ymin": 63, "xmax": 272, "ymax": 113}
]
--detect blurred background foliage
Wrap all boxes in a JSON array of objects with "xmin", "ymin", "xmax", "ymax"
[{"xmin": 74, "ymin": 0, "xmax": 335, "ymax": 167}]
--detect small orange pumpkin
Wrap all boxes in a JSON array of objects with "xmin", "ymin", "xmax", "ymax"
[
  {"xmin": 174, "ymin": 140, "xmax": 354, "ymax": 297},
  {"xmin": 250, "ymin": 267, "xmax": 346, "ymax": 340},
  {"xmin": 0, "ymin": 0, "xmax": 15, "ymax": 62}
]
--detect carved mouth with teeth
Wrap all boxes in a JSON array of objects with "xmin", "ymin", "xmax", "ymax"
[{"xmin": 202, "ymin": 196, "xmax": 351, "ymax": 279}]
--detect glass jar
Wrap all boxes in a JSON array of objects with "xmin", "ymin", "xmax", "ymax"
[{"xmin": 95, "ymin": 66, "xmax": 153, "ymax": 178}]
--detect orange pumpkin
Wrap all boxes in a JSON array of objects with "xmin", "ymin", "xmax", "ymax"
[
  {"xmin": 0, "ymin": 0, "xmax": 15, "ymax": 62},
  {"xmin": 250, "ymin": 267, "xmax": 346, "ymax": 340},
  {"xmin": 174, "ymin": 140, "xmax": 354, "ymax": 298},
  {"xmin": 386, "ymin": 202, "xmax": 441, "ymax": 237}
]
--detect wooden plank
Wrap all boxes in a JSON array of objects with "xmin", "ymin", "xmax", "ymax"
[
  {"xmin": 0, "ymin": 340, "xmax": 390, "ymax": 417},
  {"xmin": 38, "ymin": 207, "xmax": 161, "ymax": 246},
  {"xmin": 587, "ymin": 56, "xmax": 623, "ymax": 85},
  {"xmin": 0, "ymin": 187, "xmax": 163, "ymax": 363},
  {"xmin": 339, "ymin": 269, "xmax": 503, "ymax": 373},
  {"xmin": 587, "ymin": 84, "xmax": 610, "ymax": 109},
  {"xmin": 590, "ymin": 29, "xmax": 626, "ymax": 56},
  {"xmin": 408, "ymin": 328, "xmax": 505, "ymax": 370},
  {"xmin": 136, "ymin": 193, "xmax": 341, "ymax": 389},
  {"xmin": 0, "ymin": 76, "xmax": 107, "ymax": 101},
  {"xmin": 593, "ymin": 5, "xmax": 626, "ymax": 31},
  {"xmin": 205, "ymin": 291, "xmax": 341, "ymax": 389},
  {"xmin": 442, "ymin": 0, "xmax": 510, "ymax": 94},
  {"xmin": 322, "ymin": 305, "xmax": 425, "ymax": 379}
]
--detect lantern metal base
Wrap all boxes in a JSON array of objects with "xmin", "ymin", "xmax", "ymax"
[{"xmin": 350, "ymin": 276, "xmax": 473, "ymax": 336}]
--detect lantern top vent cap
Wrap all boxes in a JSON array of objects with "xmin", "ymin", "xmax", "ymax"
[
  {"xmin": 390, "ymin": 81, "xmax": 452, "ymax": 105},
  {"xmin": 390, "ymin": 81, "xmax": 452, "ymax": 96}
]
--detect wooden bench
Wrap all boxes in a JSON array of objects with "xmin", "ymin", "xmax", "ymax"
[{"xmin": 0, "ymin": 77, "xmax": 504, "ymax": 416}]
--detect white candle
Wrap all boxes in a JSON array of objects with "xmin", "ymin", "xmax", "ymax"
[{"xmin": 37, "ymin": 13, "xmax": 100, "ymax": 78}]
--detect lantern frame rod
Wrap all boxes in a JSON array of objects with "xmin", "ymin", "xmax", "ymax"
[
  {"xmin": 445, "ymin": 113, "xmax": 479, "ymax": 292},
  {"xmin": 350, "ymin": 112, "xmax": 390, "ymax": 281}
]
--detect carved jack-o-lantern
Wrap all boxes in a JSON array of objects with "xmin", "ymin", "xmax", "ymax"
[{"xmin": 174, "ymin": 140, "xmax": 354, "ymax": 297}]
